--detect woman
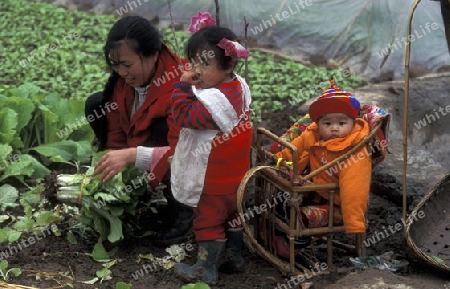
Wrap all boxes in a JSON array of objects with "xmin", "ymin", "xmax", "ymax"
[{"xmin": 84, "ymin": 15, "xmax": 193, "ymax": 247}]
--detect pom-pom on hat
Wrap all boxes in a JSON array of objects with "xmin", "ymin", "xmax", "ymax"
[{"xmin": 308, "ymin": 78, "xmax": 360, "ymax": 122}]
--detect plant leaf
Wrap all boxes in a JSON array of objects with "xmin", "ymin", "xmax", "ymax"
[
  {"xmin": 13, "ymin": 219, "xmax": 35, "ymax": 232},
  {"xmin": 116, "ymin": 282, "xmax": 132, "ymax": 289},
  {"xmin": 29, "ymin": 156, "xmax": 51, "ymax": 179},
  {"xmin": 0, "ymin": 184, "xmax": 19, "ymax": 210},
  {"xmin": 4, "ymin": 96, "xmax": 35, "ymax": 133},
  {"xmin": 0, "ymin": 229, "xmax": 8, "ymax": 244},
  {"xmin": 0, "ymin": 260, "xmax": 8, "ymax": 273},
  {"xmin": 8, "ymin": 83, "xmax": 41, "ymax": 99},
  {"xmin": 21, "ymin": 185, "xmax": 44, "ymax": 205},
  {"xmin": 96, "ymin": 267, "xmax": 111, "ymax": 279},
  {"xmin": 0, "ymin": 108, "xmax": 18, "ymax": 144},
  {"xmin": 181, "ymin": 283, "xmax": 211, "ymax": 289},
  {"xmin": 66, "ymin": 231, "xmax": 78, "ymax": 245},
  {"xmin": 0, "ymin": 144, "xmax": 13, "ymax": 160},
  {"xmin": 8, "ymin": 268, "xmax": 21, "ymax": 277},
  {"xmin": 0, "ymin": 154, "xmax": 49, "ymax": 183},
  {"xmin": 92, "ymin": 242, "xmax": 110, "ymax": 261},
  {"xmin": 0, "ymin": 154, "xmax": 34, "ymax": 182},
  {"xmin": 35, "ymin": 211, "xmax": 61, "ymax": 226},
  {"xmin": 0, "ymin": 215, "xmax": 9, "ymax": 224},
  {"xmin": 7, "ymin": 230, "xmax": 22, "ymax": 244},
  {"xmin": 31, "ymin": 140, "xmax": 93, "ymax": 163},
  {"xmin": 100, "ymin": 211, "xmax": 123, "ymax": 244}
]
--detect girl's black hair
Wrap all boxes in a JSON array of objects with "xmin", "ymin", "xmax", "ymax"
[
  {"xmin": 98, "ymin": 16, "xmax": 162, "ymax": 149},
  {"xmin": 185, "ymin": 25, "xmax": 238, "ymax": 70}
]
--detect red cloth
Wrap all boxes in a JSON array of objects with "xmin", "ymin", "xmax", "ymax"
[
  {"xmin": 193, "ymin": 193, "xmax": 241, "ymax": 240},
  {"xmin": 105, "ymin": 44, "xmax": 186, "ymax": 188},
  {"xmin": 203, "ymin": 121, "xmax": 252, "ymax": 195},
  {"xmin": 193, "ymin": 121, "xmax": 252, "ymax": 240}
]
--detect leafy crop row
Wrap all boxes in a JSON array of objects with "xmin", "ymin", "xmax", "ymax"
[
  {"xmin": 0, "ymin": 0, "xmax": 115, "ymax": 99},
  {"xmin": 1, "ymin": 0, "xmax": 366, "ymax": 113}
]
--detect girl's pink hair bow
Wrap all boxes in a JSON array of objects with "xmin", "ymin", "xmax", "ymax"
[
  {"xmin": 188, "ymin": 11, "xmax": 216, "ymax": 33},
  {"xmin": 217, "ymin": 38, "xmax": 250, "ymax": 60}
]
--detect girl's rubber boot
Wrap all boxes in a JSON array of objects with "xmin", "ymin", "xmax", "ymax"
[
  {"xmin": 174, "ymin": 240, "xmax": 226, "ymax": 285},
  {"xmin": 219, "ymin": 228, "xmax": 245, "ymax": 273}
]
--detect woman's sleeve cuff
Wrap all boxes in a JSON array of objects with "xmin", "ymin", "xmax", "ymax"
[{"xmin": 135, "ymin": 146, "xmax": 154, "ymax": 170}]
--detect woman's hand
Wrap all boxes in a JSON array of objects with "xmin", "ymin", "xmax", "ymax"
[{"xmin": 93, "ymin": 148, "xmax": 137, "ymax": 182}]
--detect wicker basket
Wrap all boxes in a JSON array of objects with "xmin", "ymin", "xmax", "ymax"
[
  {"xmin": 236, "ymin": 119, "xmax": 389, "ymax": 276},
  {"xmin": 404, "ymin": 173, "xmax": 450, "ymax": 273}
]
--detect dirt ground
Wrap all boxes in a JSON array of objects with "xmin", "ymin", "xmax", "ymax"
[{"xmin": 2, "ymin": 193, "xmax": 449, "ymax": 289}]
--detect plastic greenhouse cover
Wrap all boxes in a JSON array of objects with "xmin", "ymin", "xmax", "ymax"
[{"xmin": 84, "ymin": 0, "xmax": 450, "ymax": 80}]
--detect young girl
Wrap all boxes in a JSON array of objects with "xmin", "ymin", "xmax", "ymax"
[{"xmin": 170, "ymin": 22, "xmax": 252, "ymax": 285}]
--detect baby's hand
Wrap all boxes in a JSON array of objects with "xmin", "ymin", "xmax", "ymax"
[{"xmin": 180, "ymin": 69, "xmax": 200, "ymax": 85}]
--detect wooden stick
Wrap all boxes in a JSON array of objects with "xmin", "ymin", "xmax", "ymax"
[
  {"xmin": 166, "ymin": 0, "xmax": 183, "ymax": 68},
  {"xmin": 244, "ymin": 16, "xmax": 250, "ymax": 85},
  {"xmin": 302, "ymin": 121, "xmax": 382, "ymax": 182},
  {"xmin": 256, "ymin": 127, "xmax": 299, "ymax": 184},
  {"xmin": 214, "ymin": 0, "xmax": 220, "ymax": 27},
  {"xmin": 403, "ymin": 0, "xmax": 422, "ymax": 223},
  {"xmin": 256, "ymin": 120, "xmax": 383, "ymax": 184},
  {"xmin": 264, "ymin": 0, "xmax": 288, "ymax": 41}
]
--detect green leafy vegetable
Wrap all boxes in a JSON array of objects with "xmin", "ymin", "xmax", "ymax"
[
  {"xmin": 0, "ymin": 260, "xmax": 22, "ymax": 282},
  {"xmin": 430, "ymin": 255, "xmax": 445, "ymax": 264},
  {"xmin": 0, "ymin": 184, "xmax": 19, "ymax": 211},
  {"xmin": 55, "ymin": 151, "xmax": 148, "ymax": 260},
  {"xmin": 0, "ymin": 83, "xmax": 95, "ymax": 184},
  {"xmin": 181, "ymin": 282, "xmax": 211, "ymax": 289},
  {"xmin": 116, "ymin": 281, "xmax": 132, "ymax": 289}
]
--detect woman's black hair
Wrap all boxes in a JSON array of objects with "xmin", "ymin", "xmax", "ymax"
[
  {"xmin": 185, "ymin": 25, "xmax": 238, "ymax": 71},
  {"xmin": 102, "ymin": 16, "xmax": 162, "ymax": 103},
  {"xmin": 97, "ymin": 16, "xmax": 162, "ymax": 149}
]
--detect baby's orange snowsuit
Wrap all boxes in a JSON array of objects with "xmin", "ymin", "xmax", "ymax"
[{"xmin": 275, "ymin": 118, "xmax": 371, "ymax": 233}]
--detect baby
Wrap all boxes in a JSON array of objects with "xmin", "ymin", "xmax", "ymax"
[{"xmin": 276, "ymin": 78, "xmax": 371, "ymax": 234}]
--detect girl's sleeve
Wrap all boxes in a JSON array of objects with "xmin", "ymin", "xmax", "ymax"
[{"xmin": 171, "ymin": 81, "xmax": 220, "ymax": 130}]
